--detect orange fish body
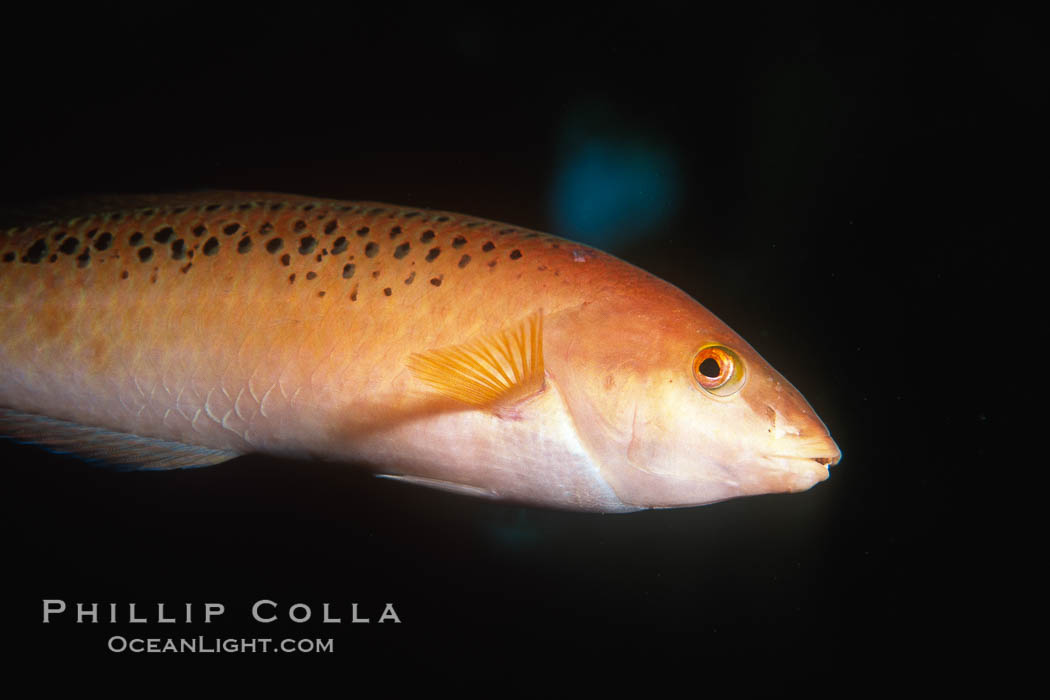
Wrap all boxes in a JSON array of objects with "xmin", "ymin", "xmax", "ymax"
[{"xmin": 0, "ymin": 192, "xmax": 840, "ymax": 512}]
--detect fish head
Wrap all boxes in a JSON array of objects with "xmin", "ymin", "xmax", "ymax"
[{"xmin": 546, "ymin": 285, "xmax": 841, "ymax": 509}]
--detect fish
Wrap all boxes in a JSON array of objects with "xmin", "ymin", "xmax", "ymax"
[{"xmin": 0, "ymin": 191, "xmax": 840, "ymax": 512}]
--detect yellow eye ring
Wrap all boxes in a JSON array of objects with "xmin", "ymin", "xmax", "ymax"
[{"xmin": 692, "ymin": 345, "xmax": 746, "ymax": 396}]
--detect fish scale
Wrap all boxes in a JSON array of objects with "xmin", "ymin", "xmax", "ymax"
[
  {"xmin": 0, "ymin": 192, "xmax": 607, "ymax": 456},
  {"xmin": 0, "ymin": 191, "xmax": 840, "ymax": 511}
]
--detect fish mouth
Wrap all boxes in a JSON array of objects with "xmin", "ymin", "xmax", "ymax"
[
  {"xmin": 816, "ymin": 437, "xmax": 843, "ymax": 466},
  {"xmin": 792, "ymin": 435, "xmax": 842, "ymax": 468},
  {"xmin": 765, "ymin": 438, "xmax": 841, "ymax": 489},
  {"xmin": 768, "ymin": 447, "xmax": 842, "ymax": 468}
]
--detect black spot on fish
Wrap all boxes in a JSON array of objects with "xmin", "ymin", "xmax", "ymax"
[
  {"xmin": 121, "ymin": 270, "xmax": 129, "ymax": 279},
  {"xmin": 85, "ymin": 228, "xmax": 98, "ymax": 239},
  {"xmin": 482, "ymin": 241, "xmax": 495, "ymax": 251},
  {"xmin": 203, "ymin": 237, "xmax": 220, "ymax": 255},
  {"xmin": 76, "ymin": 251, "xmax": 90, "ymax": 268},
  {"xmin": 425, "ymin": 247, "xmax": 440, "ymax": 262},
  {"xmin": 266, "ymin": 238, "xmax": 283, "ymax": 254},
  {"xmin": 59, "ymin": 238, "xmax": 79, "ymax": 255},
  {"xmin": 154, "ymin": 226, "xmax": 175, "ymax": 243},
  {"xmin": 394, "ymin": 242, "xmax": 410, "ymax": 259},
  {"xmin": 458, "ymin": 254, "xmax": 471, "ymax": 268},
  {"xmin": 324, "ymin": 220, "xmax": 338, "ymax": 235},
  {"xmin": 350, "ymin": 286, "xmax": 358, "ymax": 301},
  {"xmin": 294, "ymin": 220, "xmax": 307, "ymax": 233},
  {"xmin": 306, "ymin": 271, "xmax": 317, "ymax": 280},
  {"xmin": 365, "ymin": 242, "xmax": 379, "ymax": 258},
  {"xmin": 383, "ymin": 287, "xmax": 392, "ymax": 296},
  {"xmin": 452, "ymin": 236, "xmax": 467, "ymax": 248},
  {"xmin": 289, "ymin": 273, "xmax": 296, "ymax": 283},
  {"xmin": 303, "ymin": 203, "xmax": 316, "ymax": 211},
  {"xmin": 315, "ymin": 254, "xmax": 323, "ymax": 262},
  {"xmin": 238, "ymin": 202, "xmax": 253, "ymax": 210},
  {"xmin": 25, "ymin": 239, "xmax": 47, "ymax": 263},
  {"xmin": 403, "ymin": 212, "xmax": 420, "ymax": 218},
  {"xmin": 342, "ymin": 263, "xmax": 355, "ymax": 279},
  {"xmin": 193, "ymin": 225, "xmax": 207, "ymax": 237},
  {"xmin": 299, "ymin": 236, "xmax": 317, "ymax": 254},
  {"xmin": 138, "ymin": 247, "xmax": 154, "ymax": 262},
  {"xmin": 223, "ymin": 223, "xmax": 240, "ymax": 236},
  {"xmin": 171, "ymin": 239, "xmax": 186, "ymax": 259},
  {"xmin": 48, "ymin": 254, "xmax": 57, "ymax": 263},
  {"xmin": 181, "ymin": 263, "xmax": 193, "ymax": 273},
  {"xmin": 129, "ymin": 232, "xmax": 144, "ymax": 246},
  {"xmin": 371, "ymin": 270, "xmax": 381, "ymax": 279},
  {"xmin": 318, "ymin": 290, "xmax": 326, "ymax": 298},
  {"xmin": 420, "ymin": 230, "xmax": 435, "ymax": 243},
  {"xmin": 436, "ymin": 216, "xmax": 449, "ymax": 222},
  {"xmin": 2, "ymin": 252, "xmax": 14, "ymax": 263},
  {"xmin": 259, "ymin": 222, "xmax": 274, "ymax": 236},
  {"xmin": 205, "ymin": 204, "xmax": 222, "ymax": 212},
  {"xmin": 389, "ymin": 226, "xmax": 402, "ymax": 238},
  {"xmin": 237, "ymin": 237, "xmax": 253, "ymax": 254},
  {"xmin": 53, "ymin": 231, "xmax": 66, "ymax": 241},
  {"xmin": 510, "ymin": 249, "xmax": 522, "ymax": 259},
  {"xmin": 331, "ymin": 236, "xmax": 348, "ymax": 254},
  {"xmin": 280, "ymin": 253, "xmax": 291, "ymax": 266},
  {"xmin": 405, "ymin": 271, "xmax": 415, "ymax": 284},
  {"xmin": 356, "ymin": 226, "xmax": 370, "ymax": 237},
  {"xmin": 430, "ymin": 276, "xmax": 442, "ymax": 286},
  {"xmin": 270, "ymin": 202, "xmax": 284, "ymax": 211},
  {"xmin": 173, "ymin": 206, "xmax": 188, "ymax": 214}
]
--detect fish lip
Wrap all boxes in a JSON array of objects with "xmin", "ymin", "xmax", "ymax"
[
  {"xmin": 763, "ymin": 454, "xmax": 833, "ymax": 490},
  {"xmin": 765, "ymin": 443, "xmax": 841, "ymax": 486},
  {"xmin": 819, "ymin": 438, "xmax": 843, "ymax": 467},
  {"xmin": 768, "ymin": 452, "xmax": 841, "ymax": 467},
  {"xmin": 776, "ymin": 437, "xmax": 842, "ymax": 468}
]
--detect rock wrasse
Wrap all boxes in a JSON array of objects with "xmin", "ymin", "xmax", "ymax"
[{"xmin": 0, "ymin": 192, "xmax": 840, "ymax": 512}]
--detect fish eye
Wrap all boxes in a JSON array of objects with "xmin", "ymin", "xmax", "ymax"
[{"xmin": 692, "ymin": 345, "xmax": 746, "ymax": 396}]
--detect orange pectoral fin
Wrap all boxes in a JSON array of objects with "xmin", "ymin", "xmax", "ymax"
[{"xmin": 406, "ymin": 310, "xmax": 545, "ymax": 412}]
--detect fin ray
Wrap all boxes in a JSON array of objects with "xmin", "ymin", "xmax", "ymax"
[
  {"xmin": 376, "ymin": 473, "xmax": 497, "ymax": 499},
  {"xmin": 406, "ymin": 311, "xmax": 544, "ymax": 408},
  {"xmin": 0, "ymin": 408, "xmax": 239, "ymax": 470}
]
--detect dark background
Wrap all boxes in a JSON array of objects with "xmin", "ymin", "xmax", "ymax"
[{"xmin": 1, "ymin": 2, "xmax": 1032, "ymax": 685}]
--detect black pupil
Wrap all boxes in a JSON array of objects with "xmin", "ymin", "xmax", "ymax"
[{"xmin": 699, "ymin": 357, "xmax": 721, "ymax": 378}]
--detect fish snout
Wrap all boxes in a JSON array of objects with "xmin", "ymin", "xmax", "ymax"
[
  {"xmin": 758, "ymin": 433, "xmax": 841, "ymax": 493},
  {"xmin": 805, "ymin": 435, "xmax": 842, "ymax": 467},
  {"xmin": 783, "ymin": 434, "xmax": 842, "ymax": 470},
  {"xmin": 763, "ymin": 398, "xmax": 841, "ymax": 465}
]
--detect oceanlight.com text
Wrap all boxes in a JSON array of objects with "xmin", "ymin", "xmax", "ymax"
[{"xmin": 107, "ymin": 636, "xmax": 334, "ymax": 654}]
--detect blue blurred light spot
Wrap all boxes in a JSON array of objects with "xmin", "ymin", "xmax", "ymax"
[{"xmin": 551, "ymin": 129, "xmax": 679, "ymax": 251}]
